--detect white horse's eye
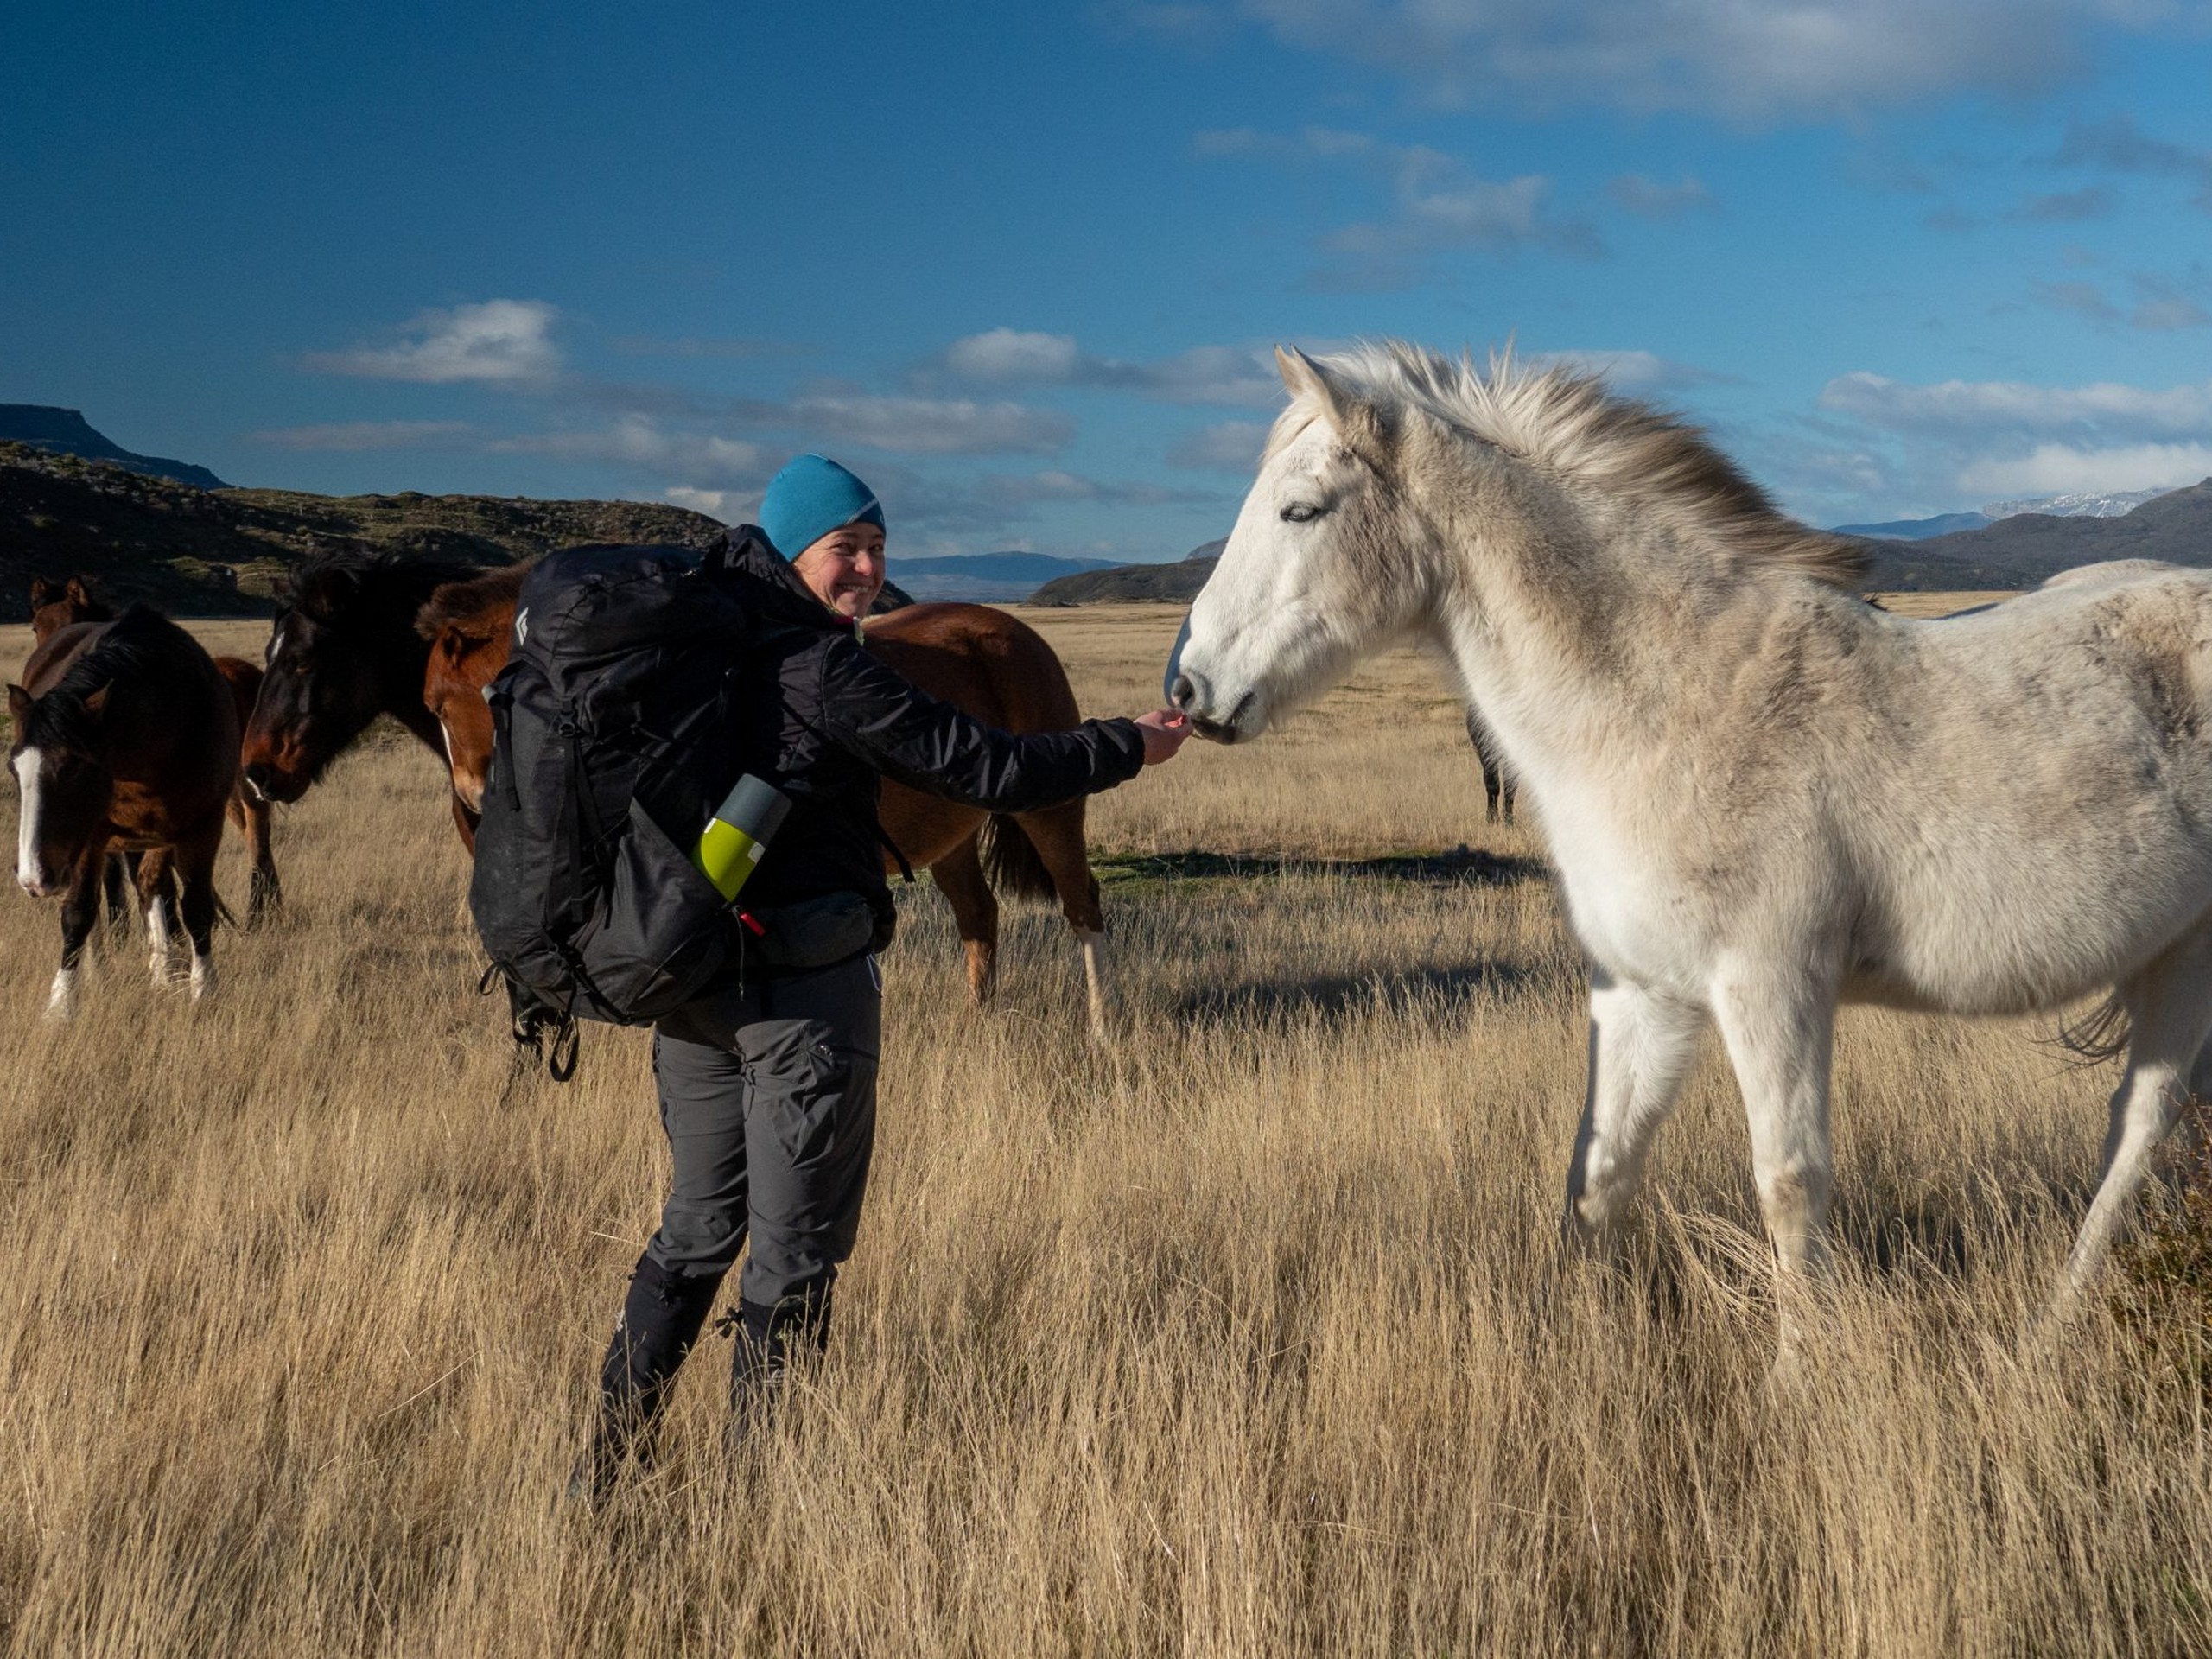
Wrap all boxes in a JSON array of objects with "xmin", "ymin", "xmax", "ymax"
[{"xmin": 1281, "ymin": 502, "xmax": 1325, "ymax": 524}]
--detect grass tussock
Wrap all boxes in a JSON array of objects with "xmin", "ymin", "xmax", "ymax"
[{"xmin": 3, "ymin": 607, "xmax": 2210, "ymax": 1656}]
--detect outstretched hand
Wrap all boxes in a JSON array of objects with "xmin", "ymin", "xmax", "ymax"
[{"xmin": 1133, "ymin": 709, "xmax": 1192, "ymax": 766}]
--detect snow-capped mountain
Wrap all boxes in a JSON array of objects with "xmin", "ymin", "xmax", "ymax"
[{"xmin": 1980, "ymin": 487, "xmax": 2175, "ymax": 521}]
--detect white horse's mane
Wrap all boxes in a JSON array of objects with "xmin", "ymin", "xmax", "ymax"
[{"xmin": 1277, "ymin": 339, "xmax": 1869, "ymax": 592}]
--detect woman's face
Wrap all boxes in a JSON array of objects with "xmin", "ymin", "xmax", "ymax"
[{"xmin": 791, "ymin": 523, "xmax": 887, "ymax": 619}]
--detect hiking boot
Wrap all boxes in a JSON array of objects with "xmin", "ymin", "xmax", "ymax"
[
  {"xmin": 572, "ymin": 1254, "xmax": 722, "ymax": 1503},
  {"xmin": 725, "ymin": 1291, "xmax": 831, "ymax": 1452}
]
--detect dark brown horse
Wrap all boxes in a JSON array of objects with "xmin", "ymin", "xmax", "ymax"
[
  {"xmin": 417, "ymin": 561, "xmax": 1111, "ymax": 1028},
  {"xmin": 9, "ymin": 606, "xmax": 239, "ymax": 1018},
  {"xmin": 29, "ymin": 575, "xmax": 280, "ymax": 920}
]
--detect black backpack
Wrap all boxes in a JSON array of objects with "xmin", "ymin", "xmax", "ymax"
[{"xmin": 468, "ymin": 543, "xmax": 754, "ymax": 1073}]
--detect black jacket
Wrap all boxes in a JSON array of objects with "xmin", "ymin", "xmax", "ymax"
[{"xmin": 708, "ymin": 532, "xmax": 1145, "ymax": 912}]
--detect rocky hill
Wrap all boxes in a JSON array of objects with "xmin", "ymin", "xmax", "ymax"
[
  {"xmin": 0, "ymin": 405, "xmax": 229, "ymax": 489},
  {"xmin": 1027, "ymin": 540, "xmax": 1228, "ymax": 605},
  {"xmin": 0, "ymin": 442, "xmax": 729, "ymax": 620}
]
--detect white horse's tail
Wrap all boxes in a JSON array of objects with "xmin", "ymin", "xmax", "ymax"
[{"xmin": 2056, "ymin": 992, "xmax": 2132, "ymax": 1065}]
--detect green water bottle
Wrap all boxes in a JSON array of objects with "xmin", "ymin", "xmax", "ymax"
[{"xmin": 693, "ymin": 774, "xmax": 792, "ymax": 901}]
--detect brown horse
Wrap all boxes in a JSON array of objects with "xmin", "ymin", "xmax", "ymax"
[
  {"xmin": 29, "ymin": 575, "xmax": 280, "ymax": 920},
  {"xmin": 416, "ymin": 561, "xmax": 1111, "ymax": 1029},
  {"xmin": 9, "ymin": 605, "xmax": 239, "ymax": 1018}
]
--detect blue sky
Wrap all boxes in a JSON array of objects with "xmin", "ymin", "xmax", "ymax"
[{"xmin": 4, "ymin": 2, "xmax": 2210, "ymax": 561}]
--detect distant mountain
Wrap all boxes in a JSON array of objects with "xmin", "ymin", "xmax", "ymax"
[
  {"xmin": 0, "ymin": 440, "xmax": 727, "ymax": 620},
  {"xmin": 1833, "ymin": 486, "xmax": 2184, "ymax": 543},
  {"xmin": 889, "ymin": 551, "xmax": 1118, "ymax": 603},
  {"xmin": 0, "ymin": 405, "xmax": 228, "ymax": 490},
  {"xmin": 1884, "ymin": 479, "xmax": 2212, "ymax": 586},
  {"xmin": 1832, "ymin": 512, "xmax": 1992, "ymax": 542},
  {"xmin": 1983, "ymin": 486, "xmax": 2173, "ymax": 521},
  {"xmin": 1028, "ymin": 539, "xmax": 1227, "ymax": 606}
]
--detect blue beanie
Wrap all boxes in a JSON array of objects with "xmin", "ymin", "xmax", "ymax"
[{"xmin": 759, "ymin": 454, "xmax": 885, "ymax": 561}]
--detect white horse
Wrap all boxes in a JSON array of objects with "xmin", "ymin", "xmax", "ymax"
[{"xmin": 1167, "ymin": 340, "xmax": 2212, "ymax": 1363}]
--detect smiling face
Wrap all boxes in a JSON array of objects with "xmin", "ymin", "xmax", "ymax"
[
  {"xmin": 791, "ymin": 522, "xmax": 888, "ymax": 620},
  {"xmin": 1166, "ymin": 350, "xmax": 1421, "ymax": 744}
]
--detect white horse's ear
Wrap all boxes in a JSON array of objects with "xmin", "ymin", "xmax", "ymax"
[
  {"xmin": 1276, "ymin": 345, "xmax": 1389, "ymax": 466},
  {"xmin": 1275, "ymin": 346, "xmax": 1342, "ymax": 418}
]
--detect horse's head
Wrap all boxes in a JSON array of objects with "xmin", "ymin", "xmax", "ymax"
[
  {"xmin": 415, "ymin": 563, "xmax": 527, "ymax": 816},
  {"xmin": 243, "ymin": 552, "xmax": 455, "ymax": 803},
  {"xmin": 1166, "ymin": 346, "xmax": 1432, "ymax": 744},
  {"xmin": 29, "ymin": 575, "xmax": 111, "ymax": 645},
  {"xmin": 9, "ymin": 679, "xmax": 115, "ymax": 898},
  {"xmin": 422, "ymin": 622, "xmax": 504, "ymax": 813}
]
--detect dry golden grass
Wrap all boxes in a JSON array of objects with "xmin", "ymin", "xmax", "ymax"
[
  {"xmin": 1865, "ymin": 590, "xmax": 2018, "ymax": 619},
  {"xmin": 3, "ymin": 602, "xmax": 2209, "ymax": 1656}
]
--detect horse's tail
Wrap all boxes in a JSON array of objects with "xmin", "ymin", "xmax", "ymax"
[
  {"xmin": 981, "ymin": 814, "xmax": 1058, "ymax": 903},
  {"xmin": 2056, "ymin": 992, "xmax": 2132, "ymax": 1065}
]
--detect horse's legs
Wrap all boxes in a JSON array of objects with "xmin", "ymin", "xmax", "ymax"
[
  {"xmin": 927, "ymin": 838, "xmax": 998, "ymax": 1005},
  {"xmin": 48, "ymin": 843, "xmax": 105, "ymax": 1021},
  {"xmin": 1466, "ymin": 711, "xmax": 1502, "ymax": 823},
  {"xmin": 1011, "ymin": 798, "xmax": 1110, "ymax": 1044},
  {"xmin": 1562, "ymin": 974, "xmax": 1706, "ymax": 1255},
  {"xmin": 172, "ymin": 830, "xmax": 222, "ymax": 1002},
  {"xmin": 99, "ymin": 851, "xmax": 135, "ymax": 946},
  {"xmin": 231, "ymin": 786, "xmax": 279, "ymax": 925},
  {"xmin": 1707, "ymin": 966, "xmax": 1839, "ymax": 1370},
  {"xmin": 2055, "ymin": 930, "xmax": 2212, "ymax": 1315},
  {"xmin": 135, "ymin": 849, "xmax": 183, "ymax": 987}
]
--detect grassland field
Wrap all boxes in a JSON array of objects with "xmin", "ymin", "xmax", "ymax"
[{"xmin": 3, "ymin": 598, "xmax": 2208, "ymax": 1656}]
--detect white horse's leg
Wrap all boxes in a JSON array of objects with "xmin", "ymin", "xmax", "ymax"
[
  {"xmin": 1709, "ymin": 969, "xmax": 1838, "ymax": 1370},
  {"xmin": 1078, "ymin": 929, "xmax": 1111, "ymax": 1045},
  {"xmin": 2054, "ymin": 931, "xmax": 2212, "ymax": 1316},
  {"xmin": 144, "ymin": 888, "xmax": 179, "ymax": 987},
  {"xmin": 1562, "ymin": 974, "xmax": 1706, "ymax": 1255}
]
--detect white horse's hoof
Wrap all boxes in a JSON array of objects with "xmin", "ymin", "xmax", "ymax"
[
  {"xmin": 42, "ymin": 969, "xmax": 79, "ymax": 1023},
  {"xmin": 188, "ymin": 960, "xmax": 217, "ymax": 1003}
]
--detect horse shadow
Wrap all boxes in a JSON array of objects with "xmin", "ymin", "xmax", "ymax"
[
  {"xmin": 1172, "ymin": 958, "xmax": 1536, "ymax": 1027},
  {"xmin": 1099, "ymin": 845, "xmax": 1548, "ymax": 889}
]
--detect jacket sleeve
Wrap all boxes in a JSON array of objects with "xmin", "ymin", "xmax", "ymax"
[{"xmin": 810, "ymin": 636, "xmax": 1147, "ymax": 812}]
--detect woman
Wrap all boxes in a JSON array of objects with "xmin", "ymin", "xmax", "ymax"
[{"xmin": 582, "ymin": 454, "xmax": 1189, "ymax": 1494}]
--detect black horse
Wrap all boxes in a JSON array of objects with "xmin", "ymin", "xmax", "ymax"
[{"xmin": 239, "ymin": 548, "xmax": 480, "ymax": 836}]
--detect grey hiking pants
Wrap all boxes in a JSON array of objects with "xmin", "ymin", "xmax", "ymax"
[{"xmin": 645, "ymin": 951, "xmax": 883, "ymax": 1311}]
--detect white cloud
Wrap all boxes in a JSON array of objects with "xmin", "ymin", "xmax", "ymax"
[
  {"xmin": 973, "ymin": 469, "xmax": 1224, "ymax": 507},
  {"xmin": 1606, "ymin": 174, "xmax": 1715, "ymax": 219},
  {"xmin": 939, "ymin": 331, "xmax": 1285, "ymax": 408},
  {"xmin": 785, "ymin": 393, "xmax": 1071, "ymax": 455},
  {"xmin": 306, "ymin": 299, "xmax": 563, "ymax": 385},
  {"xmin": 1198, "ymin": 126, "xmax": 1599, "ymax": 274},
  {"xmin": 249, "ymin": 420, "xmax": 473, "ymax": 451},
  {"xmin": 1818, "ymin": 372, "xmax": 2212, "ymax": 437},
  {"xmin": 664, "ymin": 486, "xmax": 757, "ymax": 523},
  {"xmin": 1167, "ymin": 419, "xmax": 1270, "ymax": 472},
  {"xmin": 1226, "ymin": 1, "xmax": 2206, "ymax": 120},
  {"xmin": 1532, "ymin": 348, "xmax": 1731, "ymax": 393},
  {"xmin": 1958, "ymin": 442, "xmax": 2212, "ymax": 495},
  {"xmin": 490, "ymin": 416, "xmax": 772, "ymax": 486},
  {"xmin": 944, "ymin": 329, "xmax": 1085, "ymax": 380}
]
